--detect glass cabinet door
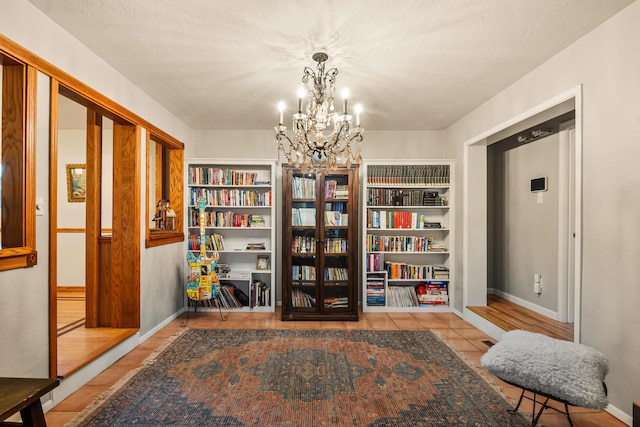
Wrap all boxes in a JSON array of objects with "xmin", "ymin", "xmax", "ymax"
[
  {"xmin": 289, "ymin": 171, "xmax": 318, "ymax": 313},
  {"xmin": 321, "ymin": 172, "xmax": 352, "ymax": 312},
  {"xmin": 282, "ymin": 166, "xmax": 358, "ymax": 321}
]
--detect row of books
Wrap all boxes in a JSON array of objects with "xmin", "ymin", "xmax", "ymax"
[
  {"xmin": 366, "ymin": 234, "xmax": 447, "ymax": 253},
  {"xmin": 324, "ymin": 238, "xmax": 348, "ymax": 254},
  {"xmin": 367, "ymin": 165, "xmax": 450, "ymax": 186},
  {"xmin": 292, "ymin": 208, "xmax": 316, "ymax": 226},
  {"xmin": 188, "ymin": 167, "xmax": 266, "ymax": 186},
  {"xmin": 367, "ymin": 188, "xmax": 448, "ymax": 207},
  {"xmin": 292, "ymin": 235, "xmax": 316, "ymax": 253},
  {"xmin": 188, "ymin": 233, "xmax": 225, "ymax": 251},
  {"xmin": 189, "ymin": 188, "xmax": 272, "ymax": 207},
  {"xmin": 324, "ymin": 211, "xmax": 348, "ymax": 226},
  {"xmin": 384, "ymin": 284, "xmax": 449, "ymax": 307},
  {"xmin": 367, "ymin": 209, "xmax": 440, "ymax": 230},
  {"xmin": 292, "ymin": 176, "xmax": 316, "ymax": 199},
  {"xmin": 324, "ymin": 267, "xmax": 349, "ymax": 280},
  {"xmin": 325, "ymin": 179, "xmax": 349, "ymax": 199},
  {"xmin": 291, "ymin": 288, "xmax": 316, "ymax": 308},
  {"xmin": 189, "ymin": 210, "xmax": 266, "ymax": 228},
  {"xmin": 292, "ymin": 265, "xmax": 316, "ymax": 280},
  {"xmin": 384, "ymin": 261, "xmax": 449, "ymax": 280}
]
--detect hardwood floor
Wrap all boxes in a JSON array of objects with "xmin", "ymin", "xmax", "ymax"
[
  {"xmin": 467, "ymin": 294, "xmax": 574, "ymax": 341},
  {"xmin": 57, "ymin": 288, "xmax": 138, "ymax": 378},
  {"xmin": 44, "ymin": 307, "xmax": 625, "ymax": 427}
]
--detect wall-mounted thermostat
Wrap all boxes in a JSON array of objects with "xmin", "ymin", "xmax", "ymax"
[{"xmin": 530, "ymin": 176, "xmax": 548, "ymax": 192}]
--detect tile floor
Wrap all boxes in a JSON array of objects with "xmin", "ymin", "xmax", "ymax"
[{"xmin": 45, "ymin": 309, "xmax": 627, "ymax": 427}]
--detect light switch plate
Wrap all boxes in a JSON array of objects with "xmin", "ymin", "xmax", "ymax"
[{"xmin": 36, "ymin": 197, "xmax": 45, "ymax": 216}]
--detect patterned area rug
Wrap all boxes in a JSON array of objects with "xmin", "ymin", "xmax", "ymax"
[{"xmin": 69, "ymin": 329, "xmax": 528, "ymax": 427}]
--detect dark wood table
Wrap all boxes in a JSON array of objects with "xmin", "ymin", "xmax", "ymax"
[{"xmin": 0, "ymin": 378, "xmax": 59, "ymax": 427}]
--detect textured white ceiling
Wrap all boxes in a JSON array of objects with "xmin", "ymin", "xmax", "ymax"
[{"xmin": 29, "ymin": 0, "xmax": 633, "ymax": 131}]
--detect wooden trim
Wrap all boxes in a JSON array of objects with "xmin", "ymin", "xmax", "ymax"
[
  {"xmin": 56, "ymin": 228, "xmax": 113, "ymax": 233},
  {"xmin": 0, "ymin": 61, "xmax": 37, "ymax": 272},
  {"xmin": 111, "ymin": 123, "xmax": 141, "ymax": 328},
  {"xmin": 85, "ymin": 110, "xmax": 103, "ymax": 328},
  {"xmin": 25, "ymin": 66, "xmax": 37, "ymax": 251},
  {"xmin": 48, "ymin": 79, "xmax": 59, "ymax": 379},
  {"xmin": 146, "ymin": 231, "xmax": 184, "ymax": 248},
  {"xmin": 0, "ymin": 34, "xmax": 184, "ymax": 150}
]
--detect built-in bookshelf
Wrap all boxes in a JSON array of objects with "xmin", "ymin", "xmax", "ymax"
[
  {"xmin": 281, "ymin": 165, "xmax": 359, "ymax": 321},
  {"xmin": 185, "ymin": 159, "xmax": 276, "ymax": 312},
  {"xmin": 362, "ymin": 161, "xmax": 454, "ymax": 312}
]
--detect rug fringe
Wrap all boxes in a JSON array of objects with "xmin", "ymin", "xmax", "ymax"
[{"xmin": 65, "ymin": 328, "xmax": 188, "ymax": 427}]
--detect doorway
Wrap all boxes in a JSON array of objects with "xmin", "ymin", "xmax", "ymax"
[
  {"xmin": 50, "ymin": 84, "xmax": 140, "ymax": 378},
  {"xmin": 463, "ymin": 87, "xmax": 582, "ymax": 342}
]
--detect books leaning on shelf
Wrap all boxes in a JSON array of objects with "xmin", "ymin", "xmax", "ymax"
[
  {"xmin": 324, "ymin": 211, "xmax": 348, "ymax": 226},
  {"xmin": 387, "ymin": 286, "xmax": 419, "ymax": 307},
  {"xmin": 325, "ymin": 179, "xmax": 337, "ymax": 199},
  {"xmin": 291, "ymin": 288, "xmax": 316, "ymax": 308},
  {"xmin": 292, "ymin": 208, "xmax": 316, "ymax": 226},
  {"xmin": 251, "ymin": 280, "xmax": 271, "ymax": 307}
]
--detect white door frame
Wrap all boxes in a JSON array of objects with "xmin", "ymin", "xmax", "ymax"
[{"xmin": 463, "ymin": 85, "xmax": 583, "ymax": 343}]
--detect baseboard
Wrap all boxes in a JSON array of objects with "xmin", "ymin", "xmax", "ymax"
[
  {"xmin": 489, "ymin": 288, "xmax": 558, "ymax": 320},
  {"xmin": 605, "ymin": 403, "xmax": 632, "ymax": 426},
  {"xmin": 139, "ymin": 308, "xmax": 186, "ymax": 343}
]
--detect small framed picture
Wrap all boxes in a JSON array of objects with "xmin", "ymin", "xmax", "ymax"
[
  {"xmin": 256, "ymin": 254, "xmax": 269, "ymax": 270},
  {"xmin": 66, "ymin": 163, "xmax": 86, "ymax": 202}
]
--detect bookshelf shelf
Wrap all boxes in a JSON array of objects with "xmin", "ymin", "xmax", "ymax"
[
  {"xmin": 362, "ymin": 161, "xmax": 454, "ymax": 313},
  {"xmin": 185, "ymin": 159, "xmax": 276, "ymax": 312},
  {"xmin": 282, "ymin": 165, "xmax": 359, "ymax": 321}
]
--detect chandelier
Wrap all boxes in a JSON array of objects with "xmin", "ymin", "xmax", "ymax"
[{"xmin": 275, "ymin": 52, "xmax": 364, "ymax": 172}]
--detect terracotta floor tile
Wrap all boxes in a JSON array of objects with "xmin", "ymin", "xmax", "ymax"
[
  {"xmin": 444, "ymin": 337, "xmax": 479, "ymax": 352},
  {"xmin": 86, "ymin": 363, "xmax": 134, "ymax": 386},
  {"xmin": 391, "ymin": 318, "xmax": 425, "ymax": 329},
  {"xmin": 43, "ymin": 410, "xmax": 77, "ymax": 427},
  {"xmin": 51, "ymin": 384, "xmax": 111, "ymax": 412}
]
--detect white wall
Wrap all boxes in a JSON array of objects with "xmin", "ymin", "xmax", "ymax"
[
  {"xmin": 445, "ymin": 1, "xmax": 640, "ymax": 420},
  {"xmin": 0, "ymin": 72, "xmax": 52, "ymax": 379},
  {"xmin": 494, "ymin": 135, "xmax": 560, "ymax": 313}
]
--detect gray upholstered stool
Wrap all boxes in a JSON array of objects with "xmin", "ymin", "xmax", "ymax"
[{"xmin": 481, "ymin": 330, "xmax": 609, "ymax": 427}]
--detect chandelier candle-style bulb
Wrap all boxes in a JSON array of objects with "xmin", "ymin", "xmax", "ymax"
[
  {"xmin": 297, "ymin": 88, "xmax": 305, "ymax": 114},
  {"xmin": 274, "ymin": 52, "xmax": 364, "ymax": 170},
  {"xmin": 341, "ymin": 88, "xmax": 349, "ymax": 115},
  {"xmin": 278, "ymin": 101, "xmax": 284, "ymax": 126}
]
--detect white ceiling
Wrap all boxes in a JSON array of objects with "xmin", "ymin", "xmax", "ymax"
[{"xmin": 29, "ymin": 0, "xmax": 634, "ymax": 131}]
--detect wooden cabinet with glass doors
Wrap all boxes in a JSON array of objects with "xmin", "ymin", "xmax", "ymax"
[{"xmin": 281, "ymin": 165, "xmax": 359, "ymax": 321}]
